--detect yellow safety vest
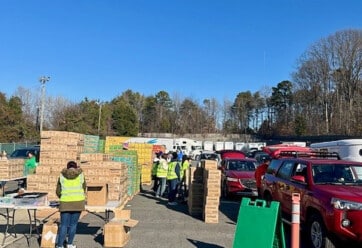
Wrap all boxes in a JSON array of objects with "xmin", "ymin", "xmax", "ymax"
[
  {"xmin": 59, "ymin": 173, "xmax": 85, "ymax": 202},
  {"xmin": 167, "ymin": 161, "xmax": 179, "ymax": 180},
  {"xmin": 151, "ymin": 161, "xmax": 159, "ymax": 176},
  {"xmin": 180, "ymin": 160, "xmax": 190, "ymax": 179},
  {"xmin": 156, "ymin": 160, "xmax": 168, "ymax": 178}
]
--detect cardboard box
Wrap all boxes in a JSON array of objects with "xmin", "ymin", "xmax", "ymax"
[
  {"xmin": 86, "ymin": 183, "xmax": 108, "ymax": 206},
  {"xmin": 104, "ymin": 210, "xmax": 138, "ymax": 248},
  {"xmin": 113, "ymin": 208, "xmax": 131, "ymax": 220},
  {"xmin": 40, "ymin": 220, "xmax": 58, "ymax": 248}
]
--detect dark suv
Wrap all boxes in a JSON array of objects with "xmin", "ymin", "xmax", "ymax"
[
  {"xmin": 261, "ymin": 150, "xmax": 362, "ymax": 248},
  {"xmin": 9, "ymin": 146, "xmax": 40, "ymax": 162}
]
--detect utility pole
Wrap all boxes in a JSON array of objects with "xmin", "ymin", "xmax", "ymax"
[
  {"xmin": 97, "ymin": 100, "xmax": 103, "ymax": 135},
  {"xmin": 39, "ymin": 76, "xmax": 50, "ymax": 133}
]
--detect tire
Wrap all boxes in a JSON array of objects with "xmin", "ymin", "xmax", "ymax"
[
  {"xmin": 222, "ymin": 181, "xmax": 229, "ymax": 199},
  {"xmin": 307, "ymin": 214, "xmax": 335, "ymax": 248}
]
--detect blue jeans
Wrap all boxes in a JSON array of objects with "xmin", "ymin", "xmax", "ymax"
[
  {"xmin": 167, "ymin": 179, "xmax": 179, "ymax": 202},
  {"xmin": 156, "ymin": 177, "xmax": 167, "ymax": 197},
  {"xmin": 56, "ymin": 211, "xmax": 81, "ymax": 247}
]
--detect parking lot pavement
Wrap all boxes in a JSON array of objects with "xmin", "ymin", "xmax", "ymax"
[
  {"xmin": 3, "ymin": 185, "xmax": 239, "ymax": 248},
  {"xmin": 124, "ymin": 186, "xmax": 238, "ymax": 248},
  {"xmin": 8, "ymin": 184, "xmax": 361, "ymax": 248}
]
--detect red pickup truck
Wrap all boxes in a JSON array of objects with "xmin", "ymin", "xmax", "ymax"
[{"xmin": 261, "ymin": 148, "xmax": 362, "ymax": 248}]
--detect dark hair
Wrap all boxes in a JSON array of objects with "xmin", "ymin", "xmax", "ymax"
[
  {"xmin": 263, "ymin": 157, "xmax": 271, "ymax": 162},
  {"xmin": 67, "ymin": 161, "xmax": 78, "ymax": 169}
]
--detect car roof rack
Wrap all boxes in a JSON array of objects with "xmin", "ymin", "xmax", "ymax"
[{"xmin": 277, "ymin": 151, "xmax": 341, "ymax": 160}]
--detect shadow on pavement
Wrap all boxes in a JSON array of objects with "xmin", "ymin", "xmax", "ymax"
[
  {"xmin": 138, "ymin": 187, "xmax": 204, "ymax": 220},
  {"xmin": 218, "ymin": 198, "xmax": 240, "ymax": 224},
  {"xmin": 187, "ymin": 238, "xmax": 224, "ymax": 248}
]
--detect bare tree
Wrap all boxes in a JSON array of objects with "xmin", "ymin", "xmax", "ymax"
[{"xmin": 293, "ymin": 29, "xmax": 362, "ymax": 135}]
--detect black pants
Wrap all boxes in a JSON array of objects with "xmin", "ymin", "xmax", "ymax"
[{"xmin": 152, "ymin": 175, "xmax": 159, "ymax": 192}]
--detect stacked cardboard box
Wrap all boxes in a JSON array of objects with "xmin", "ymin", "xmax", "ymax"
[
  {"xmin": 187, "ymin": 167, "xmax": 204, "ymax": 216},
  {"xmin": 202, "ymin": 161, "xmax": 221, "ymax": 223},
  {"xmin": 107, "ymin": 149, "xmax": 140, "ymax": 198},
  {"xmin": 104, "ymin": 136, "xmax": 130, "ymax": 154},
  {"xmin": 0, "ymin": 158, "xmax": 24, "ymax": 179},
  {"xmin": 80, "ymin": 160, "xmax": 128, "ymax": 204},
  {"xmin": 27, "ymin": 131, "xmax": 84, "ymax": 200},
  {"xmin": 128, "ymin": 143, "xmax": 153, "ymax": 185},
  {"xmin": 83, "ymin": 135, "xmax": 100, "ymax": 153},
  {"xmin": 28, "ymin": 131, "xmax": 129, "ymax": 204}
]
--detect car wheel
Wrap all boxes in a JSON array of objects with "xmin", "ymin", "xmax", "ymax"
[
  {"xmin": 307, "ymin": 214, "xmax": 335, "ymax": 248},
  {"xmin": 222, "ymin": 181, "xmax": 229, "ymax": 199}
]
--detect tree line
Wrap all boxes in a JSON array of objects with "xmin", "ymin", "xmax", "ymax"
[{"xmin": 0, "ymin": 29, "xmax": 361, "ymax": 143}]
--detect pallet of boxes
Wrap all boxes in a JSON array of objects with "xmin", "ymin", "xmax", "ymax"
[
  {"xmin": 26, "ymin": 131, "xmax": 137, "ymax": 248},
  {"xmin": 187, "ymin": 159, "xmax": 221, "ymax": 223}
]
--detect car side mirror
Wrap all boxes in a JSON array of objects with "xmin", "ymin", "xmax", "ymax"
[{"xmin": 291, "ymin": 175, "xmax": 306, "ymax": 183}]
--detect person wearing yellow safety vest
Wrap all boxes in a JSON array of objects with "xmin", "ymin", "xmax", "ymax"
[
  {"xmin": 179, "ymin": 155, "xmax": 190, "ymax": 202},
  {"xmin": 155, "ymin": 153, "xmax": 169, "ymax": 198},
  {"xmin": 151, "ymin": 152, "xmax": 161, "ymax": 192},
  {"xmin": 55, "ymin": 161, "xmax": 86, "ymax": 248},
  {"xmin": 167, "ymin": 152, "xmax": 181, "ymax": 205}
]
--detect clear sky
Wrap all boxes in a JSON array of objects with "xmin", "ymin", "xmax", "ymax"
[{"xmin": 1, "ymin": 0, "xmax": 361, "ymax": 104}]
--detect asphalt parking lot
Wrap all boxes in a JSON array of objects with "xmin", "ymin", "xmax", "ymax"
[
  {"xmin": 1, "ymin": 184, "xmax": 239, "ymax": 248},
  {"xmin": 1, "ymin": 182, "xmax": 360, "ymax": 248}
]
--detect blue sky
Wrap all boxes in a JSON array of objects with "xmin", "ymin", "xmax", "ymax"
[{"xmin": 1, "ymin": 0, "xmax": 361, "ymax": 104}]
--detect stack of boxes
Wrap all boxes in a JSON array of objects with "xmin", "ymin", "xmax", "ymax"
[
  {"xmin": 187, "ymin": 167, "xmax": 204, "ymax": 216},
  {"xmin": 79, "ymin": 154, "xmax": 128, "ymax": 205},
  {"xmin": 187, "ymin": 160, "xmax": 221, "ymax": 223},
  {"xmin": 106, "ymin": 145, "xmax": 141, "ymax": 198},
  {"xmin": 27, "ymin": 131, "xmax": 130, "ymax": 204},
  {"xmin": 202, "ymin": 160, "xmax": 221, "ymax": 223},
  {"xmin": 127, "ymin": 143, "xmax": 153, "ymax": 185},
  {"xmin": 0, "ymin": 158, "xmax": 24, "ymax": 179},
  {"xmin": 27, "ymin": 131, "xmax": 84, "ymax": 200},
  {"xmin": 83, "ymin": 135, "xmax": 101, "ymax": 153}
]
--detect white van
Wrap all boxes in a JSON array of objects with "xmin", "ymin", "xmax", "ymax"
[{"xmin": 310, "ymin": 139, "xmax": 362, "ymax": 162}]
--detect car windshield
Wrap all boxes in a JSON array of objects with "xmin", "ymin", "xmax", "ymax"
[
  {"xmin": 312, "ymin": 164, "xmax": 362, "ymax": 184},
  {"xmin": 201, "ymin": 153, "xmax": 218, "ymax": 160},
  {"xmin": 227, "ymin": 160, "xmax": 256, "ymax": 171}
]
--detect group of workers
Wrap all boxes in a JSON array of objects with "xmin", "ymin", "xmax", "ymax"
[{"xmin": 151, "ymin": 150, "xmax": 190, "ymax": 205}]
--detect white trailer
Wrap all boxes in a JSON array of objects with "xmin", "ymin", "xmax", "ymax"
[
  {"xmin": 224, "ymin": 141, "xmax": 234, "ymax": 150},
  {"xmin": 235, "ymin": 142, "xmax": 246, "ymax": 151},
  {"xmin": 310, "ymin": 139, "xmax": 362, "ymax": 162},
  {"xmin": 203, "ymin": 141, "xmax": 214, "ymax": 151},
  {"xmin": 214, "ymin": 141, "xmax": 224, "ymax": 151},
  {"xmin": 125, "ymin": 137, "xmax": 174, "ymax": 151}
]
